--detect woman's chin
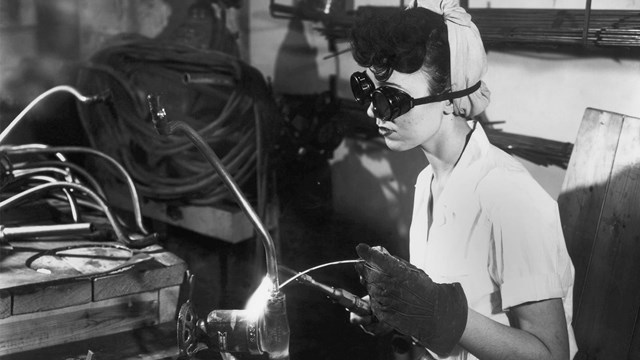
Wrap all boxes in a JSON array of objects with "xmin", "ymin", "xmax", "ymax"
[{"xmin": 383, "ymin": 138, "xmax": 412, "ymax": 152}]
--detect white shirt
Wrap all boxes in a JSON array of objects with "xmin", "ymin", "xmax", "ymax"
[{"xmin": 409, "ymin": 123, "xmax": 577, "ymax": 360}]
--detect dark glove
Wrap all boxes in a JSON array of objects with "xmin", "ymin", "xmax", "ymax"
[{"xmin": 355, "ymin": 243, "xmax": 468, "ymax": 357}]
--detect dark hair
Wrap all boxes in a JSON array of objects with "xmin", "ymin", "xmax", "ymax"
[{"xmin": 350, "ymin": 7, "xmax": 450, "ymax": 95}]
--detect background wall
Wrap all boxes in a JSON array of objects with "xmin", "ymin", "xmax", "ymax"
[{"xmin": 248, "ymin": 0, "xmax": 640, "ymax": 255}]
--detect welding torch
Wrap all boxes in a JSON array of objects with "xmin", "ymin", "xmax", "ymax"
[
  {"xmin": 279, "ymin": 265, "xmax": 372, "ymax": 317},
  {"xmin": 280, "ymin": 265, "xmax": 414, "ymax": 355}
]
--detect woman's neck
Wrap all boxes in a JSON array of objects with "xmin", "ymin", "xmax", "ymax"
[{"xmin": 422, "ymin": 118, "xmax": 472, "ymax": 181}]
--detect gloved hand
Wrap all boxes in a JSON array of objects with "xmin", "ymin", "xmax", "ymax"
[
  {"xmin": 349, "ymin": 295, "xmax": 394, "ymax": 337},
  {"xmin": 355, "ymin": 243, "xmax": 468, "ymax": 357}
]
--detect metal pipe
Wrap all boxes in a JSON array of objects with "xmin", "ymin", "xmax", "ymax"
[
  {"xmin": 583, "ymin": 0, "xmax": 593, "ymax": 46},
  {"xmin": 14, "ymin": 160, "xmax": 108, "ymax": 199},
  {"xmin": 0, "ymin": 181, "xmax": 155, "ymax": 247},
  {"xmin": 147, "ymin": 94, "xmax": 280, "ymax": 290},
  {"xmin": 27, "ymin": 174, "xmax": 80, "ymax": 222},
  {"xmin": 0, "ymin": 223, "xmax": 94, "ymax": 240},
  {"xmin": 0, "ymin": 85, "xmax": 109, "ymax": 144},
  {"xmin": 3, "ymin": 145, "xmax": 149, "ymax": 235},
  {"xmin": 182, "ymin": 72, "xmax": 235, "ymax": 86}
]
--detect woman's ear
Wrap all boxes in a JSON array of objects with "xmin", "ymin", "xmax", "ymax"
[{"xmin": 443, "ymin": 99, "xmax": 454, "ymax": 115}]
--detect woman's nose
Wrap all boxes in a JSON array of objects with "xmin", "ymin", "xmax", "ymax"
[{"xmin": 366, "ymin": 102, "xmax": 375, "ymax": 119}]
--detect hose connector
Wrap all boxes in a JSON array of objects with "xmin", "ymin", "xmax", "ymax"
[{"xmin": 147, "ymin": 94, "xmax": 171, "ymax": 136}]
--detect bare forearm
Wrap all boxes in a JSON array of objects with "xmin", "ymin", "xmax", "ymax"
[{"xmin": 459, "ymin": 306, "xmax": 569, "ymax": 360}]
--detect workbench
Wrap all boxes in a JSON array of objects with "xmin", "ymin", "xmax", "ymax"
[{"xmin": 0, "ymin": 239, "xmax": 187, "ymax": 357}]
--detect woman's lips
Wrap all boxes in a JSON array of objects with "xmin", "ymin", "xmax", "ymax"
[{"xmin": 378, "ymin": 126, "xmax": 393, "ymax": 137}]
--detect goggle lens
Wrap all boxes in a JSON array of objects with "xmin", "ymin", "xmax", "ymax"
[
  {"xmin": 350, "ymin": 71, "xmax": 413, "ymax": 122},
  {"xmin": 373, "ymin": 87, "xmax": 413, "ymax": 122},
  {"xmin": 371, "ymin": 91, "xmax": 392, "ymax": 121},
  {"xmin": 350, "ymin": 71, "xmax": 375, "ymax": 105}
]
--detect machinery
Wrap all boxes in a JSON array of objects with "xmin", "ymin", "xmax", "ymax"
[
  {"xmin": 0, "ymin": 84, "xmax": 371, "ymax": 359},
  {"xmin": 148, "ymin": 94, "xmax": 291, "ymax": 359}
]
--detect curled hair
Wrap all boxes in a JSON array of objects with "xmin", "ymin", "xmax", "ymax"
[{"xmin": 350, "ymin": 7, "xmax": 450, "ymax": 95}]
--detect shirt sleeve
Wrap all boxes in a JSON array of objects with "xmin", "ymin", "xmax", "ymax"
[{"xmin": 480, "ymin": 167, "xmax": 574, "ymax": 310}]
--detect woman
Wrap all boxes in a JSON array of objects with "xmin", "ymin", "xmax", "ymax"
[{"xmin": 348, "ymin": 1, "xmax": 577, "ymax": 360}]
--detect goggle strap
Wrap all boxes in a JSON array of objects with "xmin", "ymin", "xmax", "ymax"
[{"xmin": 413, "ymin": 81, "xmax": 482, "ymax": 106}]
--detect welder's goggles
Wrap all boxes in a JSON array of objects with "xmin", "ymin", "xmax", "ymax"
[{"xmin": 350, "ymin": 71, "xmax": 481, "ymax": 122}]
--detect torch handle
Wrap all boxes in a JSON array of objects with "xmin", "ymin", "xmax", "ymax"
[
  {"xmin": 329, "ymin": 287, "xmax": 372, "ymax": 317},
  {"xmin": 278, "ymin": 265, "xmax": 373, "ymax": 317}
]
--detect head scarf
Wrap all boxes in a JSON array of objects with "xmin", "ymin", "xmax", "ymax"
[{"xmin": 410, "ymin": 0, "xmax": 490, "ymax": 118}]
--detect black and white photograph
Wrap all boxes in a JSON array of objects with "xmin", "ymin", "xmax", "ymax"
[{"xmin": 1, "ymin": 1, "xmax": 639, "ymax": 359}]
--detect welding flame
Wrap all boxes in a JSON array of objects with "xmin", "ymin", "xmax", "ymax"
[{"xmin": 245, "ymin": 276, "xmax": 274, "ymax": 320}]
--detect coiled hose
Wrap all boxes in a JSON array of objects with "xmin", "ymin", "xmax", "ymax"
[{"xmin": 75, "ymin": 34, "xmax": 281, "ymax": 206}]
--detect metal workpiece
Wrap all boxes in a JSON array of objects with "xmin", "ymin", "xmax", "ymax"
[
  {"xmin": 204, "ymin": 310, "xmax": 262, "ymax": 354},
  {"xmin": 176, "ymin": 294, "xmax": 291, "ymax": 359},
  {"xmin": 259, "ymin": 292, "xmax": 291, "ymax": 359}
]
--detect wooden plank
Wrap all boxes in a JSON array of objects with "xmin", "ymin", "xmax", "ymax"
[
  {"xmin": 0, "ymin": 291, "xmax": 159, "ymax": 356},
  {"xmin": 0, "ymin": 241, "xmax": 98, "ymax": 290},
  {"xmin": 122, "ymin": 347, "xmax": 179, "ymax": 360},
  {"xmin": 158, "ymin": 285, "xmax": 180, "ymax": 323},
  {"xmin": 106, "ymin": 183, "xmax": 278, "ymax": 243},
  {"xmin": 1, "ymin": 241, "xmax": 185, "ymax": 292},
  {"xmin": 136, "ymin": 200, "xmax": 279, "ymax": 244},
  {"xmin": 0, "ymin": 290, "xmax": 10, "ymax": 319},
  {"xmin": 558, "ymin": 108, "xmax": 625, "ymax": 316},
  {"xmin": 141, "ymin": 201, "xmax": 257, "ymax": 243},
  {"xmin": 151, "ymin": 248, "xmax": 188, "ymax": 268},
  {"xmin": 1, "ymin": 322, "xmax": 178, "ymax": 360},
  {"xmin": 12, "ymin": 278, "xmax": 91, "ymax": 315},
  {"xmin": 572, "ymin": 115, "xmax": 640, "ymax": 359},
  {"xmin": 92, "ymin": 259, "xmax": 186, "ymax": 301}
]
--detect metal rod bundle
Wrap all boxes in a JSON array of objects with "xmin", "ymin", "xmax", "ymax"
[
  {"xmin": 275, "ymin": 5, "xmax": 640, "ymax": 51},
  {"xmin": 469, "ymin": 9, "xmax": 640, "ymax": 48},
  {"xmin": 483, "ymin": 128, "xmax": 574, "ymax": 169}
]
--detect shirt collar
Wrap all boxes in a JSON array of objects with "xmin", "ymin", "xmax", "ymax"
[{"xmin": 423, "ymin": 120, "xmax": 491, "ymax": 200}]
